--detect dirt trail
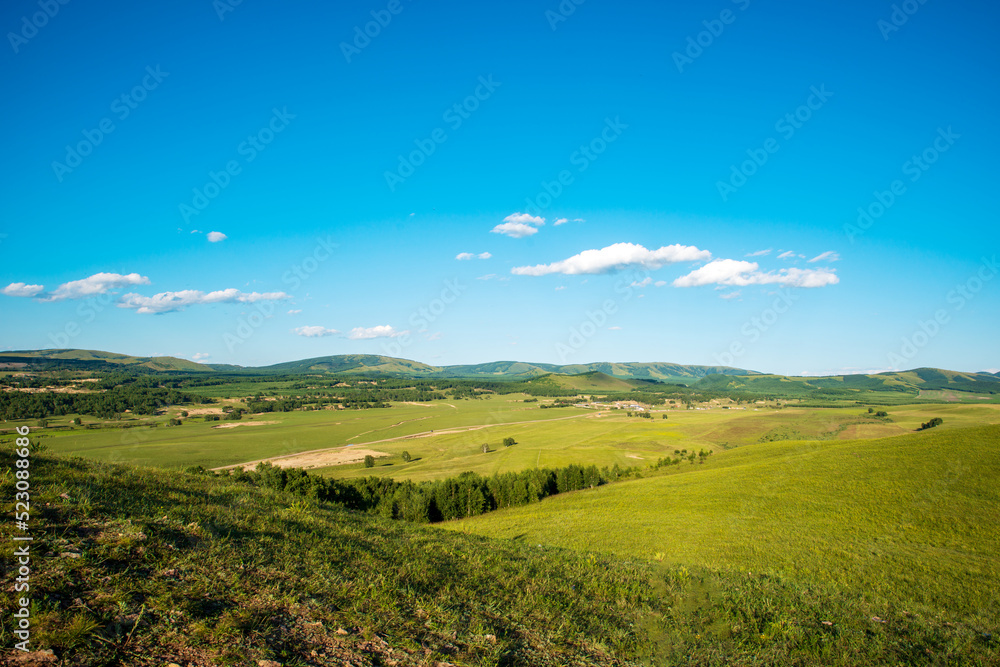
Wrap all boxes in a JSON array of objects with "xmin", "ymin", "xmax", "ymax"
[{"xmin": 212, "ymin": 412, "xmax": 592, "ymax": 471}]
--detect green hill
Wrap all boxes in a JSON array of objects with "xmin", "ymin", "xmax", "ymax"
[
  {"xmin": 527, "ymin": 370, "xmax": 648, "ymax": 392},
  {"xmin": 448, "ymin": 425, "xmax": 1000, "ymax": 633},
  {"xmin": 0, "ymin": 349, "xmax": 211, "ymax": 373}
]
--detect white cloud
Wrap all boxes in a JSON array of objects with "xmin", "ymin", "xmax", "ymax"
[
  {"xmin": 294, "ymin": 325, "xmax": 340, "ymax": 337},
  {"xmin": 631, "ymin": 277, "xmax": 653, "ymax": 288},
  {"xmin": 673, "ymin": 259, "xmax": 839, "ymax": 288},
  {"xmin": 456, "ymin": 252, "xmax": 475, "ymax": 260},
  {"xmin": 554, "ymin": 218, "xmax": 569, "ymax": 225},
  {"xmin": 654, "ymin": 280, "xmax": 667, "ymax": 287},
  {"xmin": 118, "ymin": 288, "xmax": 291, "ymax": 314},
  {"xmin": 477, "ymin": 274, "xmax": 497, "ymax": 281},
  {"xmin": 491, "ymin": 222, "xmax": 539, "ymax": 238},
  {"xmin": 207, "ymin": 231, "xmax": 227, "ymax": 243},
  {"xmin": 555, "ymin": 286, "xmax": 566, "ymax": 291},
  {"xmin": 512, "ymin": 242, "xmax": 711, "ymax": 276},
  {"xmin": 478, "ymin": 252, "xmax": 492, "ymax": 259},
  {"xmin": 191, "ymin": 353, "xmax": 210, "ymax": 361},
  {"xmin": 426, "ymin": 332, "xmax": 443, "ymax": 341},
  {"xmin": 777, "ymin": 251, "xmax": 796, "ymax": 260},
  {"xmin": 746, "ymin": 249, "xmax": 772, "ymax": 257},
  {"xmin": 719, "ymin": 291, "xmax": 742, "ymax": 300},
  {"xmin": 42, "ymin": 272, "xmax": 151, "ymax": 301},
  {"xmin": 608, "ymin": 326, "xmax": 622, "ymax": 330},
  {"xmin": 287, "ymin": 309, "xmax": 302, "ymax": 315},
  {"xmin": 2, "ymin": 282, "xmax": 45, "ymax": 297},
  {"xmin": 503, "ymin": 212, "xmax": 545, "ymax": 225},
  {"xmin": 574, "ymin": 218, "xmax": 585, "ymax": 222},
  {"xmin": 347, "ymin": 325, "xmax": 408, "ymax": 340},
  {"xmin": 809, "ymin": 251, "xmax": 841, "ymax": 263},
  {"xmin": 491, "ymin": 213, "xmax": 545, "ymax": 238}
]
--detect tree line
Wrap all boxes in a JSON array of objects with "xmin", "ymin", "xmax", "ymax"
[{"xmin": 207, "ymin": 461, "xmax": 642, "ymax": 524}]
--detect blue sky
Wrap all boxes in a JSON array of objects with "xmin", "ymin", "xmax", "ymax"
[{"xmin": 1, "ymin": 0, "xmax": 997, "ymax": 375}]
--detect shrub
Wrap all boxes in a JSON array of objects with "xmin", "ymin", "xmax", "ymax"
[
  {"xmin": 364, "ymin": 455, "xmax": 375, "ymax": 468},
  {"xmin": 401, "ymin": 451, "xmax": 412, "ymax": 463},
  {"xmin": 503, "ymin": 437, "xmax": 516, "ymax": 447}
]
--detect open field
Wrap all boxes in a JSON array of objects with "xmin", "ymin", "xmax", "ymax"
[
  {"xmin": 11, "ymin": 395, "xmax": 1000, "ymax": 481},
  {"xmin": 447, "ymin": 424, "xmax": 1000, "ymax": 628}
]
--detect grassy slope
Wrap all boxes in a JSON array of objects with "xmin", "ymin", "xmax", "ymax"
[
  {"xmin": 0, "ymin": 451, "xmax": 657, "ymax": 666},
  {"xmin": 448, "ymin": 425, "xmax": 1000, "ymax": 627}
]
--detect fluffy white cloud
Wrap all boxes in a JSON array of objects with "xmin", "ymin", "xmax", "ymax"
[
  {"xmin": 746, "ymin": 249, "xmax": 772, "ymax": 257},
  {"xmin": 207, "ymin": 231, "xmax": 227, "ymax": 243},
  {"xmin": 491, "ymin": 222, "xmax": 538, "ymax": 238},
  {"xmin": 631, "ymin": 277, "xmax": 653, "ymax": 288},
  {"xmin": 191, "ymin": 353, "xmax": 210, "ymax": 361},
  {"xmin": 478, "ymin": 251, "xmax": 492, "ymax": 259},
  {"xmin": 654, "ymin": 280, "xmax": 667, "ymax": 287},
  {"xmin": 809, "ymin": 251, "xmax": 841, "ymax": 263},
  {"xmin": 512, "ymin": 242, "xmax": 711, "ymax": 276},
  {"xmin": 719, "ymin": 291, "xmax": 742, "ymax": 300},
  {"xmin": 554, "ymin": 218, "xmax": 569, "ymax": 225},
  {"xmin": 42, "ymin": 272, "xmax": 151, "ymax": 301},
  {"xmin": 2, "ymin": 282, "xmax": 45, "ymax": 297},
  {"xmin": 504, "ymin": 212, "xmax": 545, "ymax": 225},
  {"xmin": 347, "ymin": 325, "xmax": 408, "ymax": 340},
  {"xmin": 455, "ymin": 252, "xmax": 475, "ymax": 260},
  {"xmin": 491, "ymin": 213, "xmax": 545, "ymax": 238},
  {"xmin": 294, "ymin": 325, "xmax": 340, "ymax": 337},
  {"xmin": 118, "ymin": 288, "xmax": 291, "ymax": 314},
  {"xmin": 673, "ymin": 259, "xmax": 839, "ymax": 288}
]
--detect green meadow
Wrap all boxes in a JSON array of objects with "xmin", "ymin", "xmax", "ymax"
[{"xmin": 447, "ymin": 424, "xmax": 1000, "ymax": 629}]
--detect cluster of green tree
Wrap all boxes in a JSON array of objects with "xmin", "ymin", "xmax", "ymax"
[
  {"xmin": 0, "ymin": 386, "xmax": 203, "ymax": 420},
  {"xmin": 211, "ymin": 461, "xmax": 642, "ymax": 524},
  {"xmin": 539, "ymin": 398, "xmax": 579, "ymax": 409},
  {"xmin": 918, "ymin": 417, "xmax": 944, "ymax": 431},
  {"xmin": 652, "ymin": 449, "xmax": 711, "ymax": 468}
]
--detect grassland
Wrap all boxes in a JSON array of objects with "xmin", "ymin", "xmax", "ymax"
[{"xmin": 448, "ymin": 425, "xmax": 1000, "ymax": 632}]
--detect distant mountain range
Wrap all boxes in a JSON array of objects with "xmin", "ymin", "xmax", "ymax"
[{"xmin": 1, "ymin": 349, "xmax": 998, "ymax": 396}]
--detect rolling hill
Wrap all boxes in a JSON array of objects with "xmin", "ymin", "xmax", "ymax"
[{"xmin": 0, "ymin": 349, "xmax": 212, "ymax": 373}]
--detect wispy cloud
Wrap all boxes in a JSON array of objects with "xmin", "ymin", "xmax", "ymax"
[
  {"xmin": 673, "ymin": 259, "xmax": 839, "ymax": 288},
  {"xmin": 491, "ymin": 212, "xmax": 545, "ymax": 238},
  {"xmin": 554, "ymin": 218, "xmax": 569, "ymax": 225},
  {"xmin": 2, "ymin": 282, "xmax": 45, "ymax": 298},
  {"xmin": 294, "ymin": 325, "xmax": 340, "ymax": 337},
  {"xmin": 43, "ymin": 272, "xmax": 151, "ymax": 301},
  {"xmin": 512, "ymin": 242, "xmax": 711, "ymax": 276},
  {"xmin": 347, "ymin": 325, "xmax": 408, "ymax": 340},
  {"xmin": 118, "ymin": 288, "xmax": 291, "ymax": 314},
  {"xmin": 478, "ymin": 251, "xmax": 492, "ymax": 259},
  {"xmin": 287, "ymin": 309, "xmax": 302, "ymax": 315},
  {"xmin": 777, "ymin": 251, "xmax": 796, "ymax": 260},
  {"xmin": 746, "ymin": 249, "xmax": 772, "ymax": 257},
  {"xmin": 456, "ymin": 251, "xmax": 492, "ymax": 260},
  {"xmin": 719, "ymin": 291, "xmax": 742, "ymax": 300},
  {"xmin": 207, "ymin": 231, "xmax": 227, "ymax": 243},
  {"xmin": 808, "ymin": 250, "xmax": 841, "ymax": 263},
  {"xmin": 631, "ymin": 277, "xmax": 653, "ymax": 288},
  {"xmin": 191, "ymin": 352, "xmax": 210, "ymax": 361}
]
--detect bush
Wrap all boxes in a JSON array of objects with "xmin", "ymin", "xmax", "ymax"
[
  {"xmin": 364, "ymin": 455, "xmax": 375, "ymax": 468},
  {"xmin": 503, "ymin": 437, "xmax": 516, "ymax": 447},
  {"xmin": 919, "ymin": 417, "xmax": 944, "ymax": 431},
  {"xmin": 401, "ymin": 451, "xmax": 412, "ymax": 463}
]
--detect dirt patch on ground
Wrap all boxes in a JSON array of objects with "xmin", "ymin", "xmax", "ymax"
[
  {"xmin": 226, "ymin": 447, "xmax": 390, "ymax": 471},
  {"xmin": 185, "ymin": 407, "xmax": 225, "ymax": 416},
  {"xmin": 211, "ymin": 420, "xmax": 279, "ymax": 429}
]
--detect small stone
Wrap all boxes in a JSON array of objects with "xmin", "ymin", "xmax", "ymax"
[
  {"xmin": 336, "ymin": 627, "xmax": 349, "ymax": 635},
  {"xmin": 60, "ymin": 552, "xmax": 82, "ymax": 559},
  {"xmin": 257, "ymin": 661, "xmax": 282, "ymax": 667}
]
